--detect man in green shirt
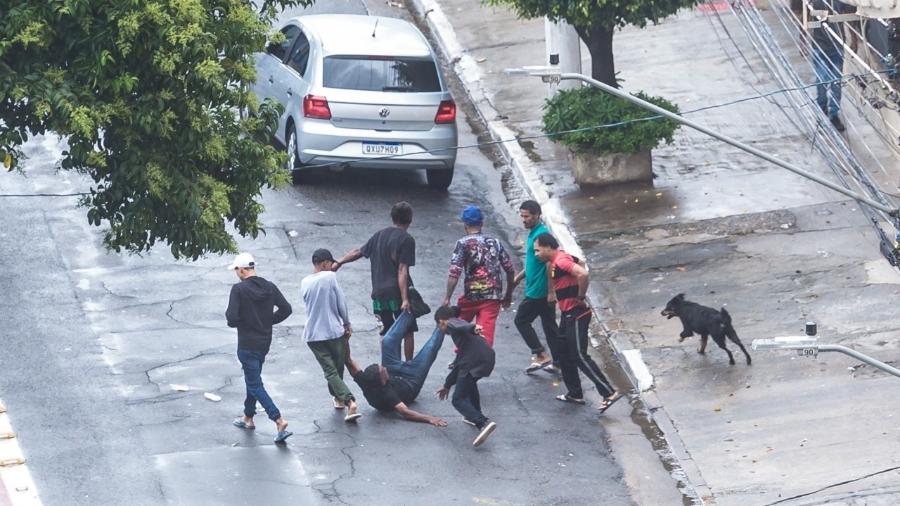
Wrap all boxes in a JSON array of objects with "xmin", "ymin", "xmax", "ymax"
[{"xmin": 512, "ymin": 200, "xmax": 559, "ymax": 374}]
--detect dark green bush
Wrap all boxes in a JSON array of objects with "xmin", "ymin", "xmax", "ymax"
[{"xmin": 542, "ymin": 86, "xmax": 680, "ymax": 155}]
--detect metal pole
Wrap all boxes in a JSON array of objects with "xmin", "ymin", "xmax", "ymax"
[
  {"xmin": 556, "ymin": 72, "xmax": 899, "ymax": 216},
  {"xmin": 818, "ymin": 344, "xmax": 900, "ymax": 378}
]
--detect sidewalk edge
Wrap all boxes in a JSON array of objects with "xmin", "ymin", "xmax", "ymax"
[{"xmin": 407, "ymin": 0, "xmax": 707, "ymax": 503}]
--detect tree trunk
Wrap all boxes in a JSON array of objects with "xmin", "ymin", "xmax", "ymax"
[{"xmin": 576, "ymin": 24, "xmax": 617, "ymax": 88}]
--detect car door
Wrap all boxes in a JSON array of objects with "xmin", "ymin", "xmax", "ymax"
[
  {"xmin": 257, "ymin": 24, "xmax": 302, "ymax": 143},
  {"xmin": 272, "ymin": 30, "xmax": 312, "ymax": 138}
]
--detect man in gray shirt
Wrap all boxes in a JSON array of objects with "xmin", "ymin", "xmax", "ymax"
[{"xmin": 301, "ymin": 249, "xmax": 361, "ymax": 423}]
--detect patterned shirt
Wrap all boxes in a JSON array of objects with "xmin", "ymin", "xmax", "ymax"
[{"xmin": 449, "ymin": 233, "xmax": 514, "ymax": 301}]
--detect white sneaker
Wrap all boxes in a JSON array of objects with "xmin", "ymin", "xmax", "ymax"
[{"xmin": 473, "ymin": 421, "xmax": 497, "ymax": 447}]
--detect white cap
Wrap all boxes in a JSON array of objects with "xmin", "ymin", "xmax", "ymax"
[{"xmin": 228, "ymin": 252, "xmax": 256, "ymax": 270}]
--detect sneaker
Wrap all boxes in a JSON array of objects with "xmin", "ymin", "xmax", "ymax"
[
  {"xmin": 830, "ymin": 116, "xmax": 846, "ymax": 132},
  {"xmin": 462, "ymin": 418, "xmax": 477, "ymax": 428},
  {"xmin": 473, "ymin": 421, "xmax": 497, "ymax": 447}
]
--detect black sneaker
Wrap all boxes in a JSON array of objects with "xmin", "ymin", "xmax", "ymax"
[
  {"xmin": 473, "ymin": 421, "xmax": 497, "ymax": 447},
  {"xmin": 408, "ymin": 287, "xmax": 431, "ymax": 318},
  {"xmin": 830, "ymin": 116, "xmax": 846, "ymax": 132},
  {"xmin": 462, "ymin": 418, "xmax": 477, "ymax": 428}
]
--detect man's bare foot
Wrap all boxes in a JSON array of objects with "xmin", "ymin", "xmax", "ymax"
[
  {"xmin": 275, "ymin": 417, "xmax": 289, "ymax": 432},
  {"xmin": 233, "ymin": 415, "xmax": 255, "ymax": 430},
  {"xmin": 332, "ymin": 397, "xmax": 346, "ymax": 409}
]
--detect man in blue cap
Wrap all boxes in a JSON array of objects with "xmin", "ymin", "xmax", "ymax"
[{"xmin": 441, "ymin": 205, "xmax": 515, "ymax": 349}]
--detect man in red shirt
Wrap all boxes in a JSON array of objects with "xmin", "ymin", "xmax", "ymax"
[{"xmin": 534, "ymin": 233, "xmax": 623, "ymax": 413}]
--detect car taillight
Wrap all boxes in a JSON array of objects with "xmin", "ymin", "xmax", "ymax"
[
  {"xmin": 303, "ymin": 95, "xmax": 331, "ymax": 120},
  {"xmin": 435, "ymin": 99, "xmax": 456, "ymax": 124}
]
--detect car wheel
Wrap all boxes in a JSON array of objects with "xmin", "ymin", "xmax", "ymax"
[
  {"xmin": 426, "ymin": 168, "xmax": 454, "ymax": 190},
  {"xmin": 285, "ymin": 122, "xmax": 302, "ymax": 183}
]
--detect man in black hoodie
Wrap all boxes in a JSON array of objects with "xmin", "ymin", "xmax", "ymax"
[
  {"xmin": 225, "ymin": 253, "xmax": 294, "ymax": 443},
  {"xmin": 435, "ymin": 306, "xmax": 497, "ymax": 447}
]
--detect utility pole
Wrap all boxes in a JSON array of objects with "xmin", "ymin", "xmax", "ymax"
[{"xmin": 544, "ymin": 18, "xmax": 582, "ymax": 95}]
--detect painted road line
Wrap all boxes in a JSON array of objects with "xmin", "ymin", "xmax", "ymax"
[{"xmin": 0, "ymin": 401, "xmax": 41, "ymax": 506}]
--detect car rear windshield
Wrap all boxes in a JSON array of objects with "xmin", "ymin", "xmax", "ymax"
[{"xmin": 323, "ymin": 56, "xmax": 441, "ymax": 92}]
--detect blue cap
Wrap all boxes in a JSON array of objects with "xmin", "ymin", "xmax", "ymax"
[{"xmin": 459, "ymin": 205, "xmax": 483, "ymax": 226}]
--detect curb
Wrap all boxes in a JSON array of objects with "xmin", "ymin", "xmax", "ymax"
[{"xmin": 407, "ymin": 0, "xmax": 706, "ymax": 502}]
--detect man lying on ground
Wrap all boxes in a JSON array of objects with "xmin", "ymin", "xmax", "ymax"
[{"xmin": 347, "ymin": 311, "xmax": 448, "ymax": 426}]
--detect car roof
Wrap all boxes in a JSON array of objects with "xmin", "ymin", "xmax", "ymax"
[{"xmin": 293, "ymin": 15, "xmax": 433, "ymax": 58}]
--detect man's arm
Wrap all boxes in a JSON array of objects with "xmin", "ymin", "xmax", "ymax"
[
  {"xmin": 571, "ymin": 263, "xmax": 590, "ymax": 303},
  {"xmin": 271, "ymin": 286, "xmax": 292, "ymax": 325},
  {"xmin": 398, "ymin": 263, "xmax": 411, "ymax": 312},
  {"xmin": 226, "ymin": 285, "xmax": 240, "ymax": 328},
  {"xmin": 333, "ymin": 248, "xmax": 363, "ymax": 272},
  {"xmin": 513, "ymin": 269, "xmax": 525, "ymax": 287},
  {"xmin": 443, "ymin": 367, "xmax": 460, "ymax": 390},
  {"xmin": 333, "ymin": 278, "xmax": 351, "ymax": 328},
  {"xmin": 345, "ymin": 355, "xmax": 361, "ymax": 375},
  {"xmin": 545, "ymin": 263, "xmax": 557, "ymax": 304},
  {"xmin": 442, "ymin": 276, "xmax": 460, "ymax": 307},
  {"xmin": 394, "ymin": 402, "xmax": 447, "ymax": 426}
]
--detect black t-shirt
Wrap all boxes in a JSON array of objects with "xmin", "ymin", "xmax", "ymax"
[
  {"xmin": 360, "ymin": 226, "xmax": 415, "ymax": 301},
  {"xmin": 353, "ymin": 373, "xmax": 418, "ymax": 412}
]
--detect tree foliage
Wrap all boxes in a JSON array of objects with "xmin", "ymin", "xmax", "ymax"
[
  {"xmin": 0, "ymin": 0, "xmax": 313, "ymax": 259},
  {"xmin": 543, "ymin": 87, "xmax": 679, "ymax": 155},
  {"xmin": 484, "ymin": 0, "xmax": 699, "ymax": 86}
]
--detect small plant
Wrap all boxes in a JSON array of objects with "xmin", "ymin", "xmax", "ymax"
[{"xmin": 542, "ymin": 86, "xmax": 680, "ymax": 155}]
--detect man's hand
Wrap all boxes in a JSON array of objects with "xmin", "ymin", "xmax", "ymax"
[
  {"xmin": 547, "ymin": 292, "xmax": 557, "ymax": 305},
  {"xmin": 441, "ymin": 297, "xmax": 451, "ymax": 308},
  {"xmin": 330, "ymin": 261, "xmax": 341, "ymax": 272},
  {"xmin": 435, "ymin": 387, "xmax": 449, "ymax": 400},
  {"xmin": 401, "ymin": 298, "xmax": 411, "ymax": 313},
  {"xmin": 501, "ymin": 294, "xmax": 512, "ymax": 309},
  {"xmin": 343, "ymin": 324, "xmax": 353, "ymax": 338},
  {"xmin": 428, "ymin": 416, "xmax": 448, "ymax": 427},
  {"xmin": 474, "ymin": 324, "xmax": 484, "ymax": 337}
]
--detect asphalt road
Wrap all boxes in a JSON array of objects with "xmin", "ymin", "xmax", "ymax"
[{"xmin": 0, "ymin": 2, "xmax": 635, "ymax": 505}]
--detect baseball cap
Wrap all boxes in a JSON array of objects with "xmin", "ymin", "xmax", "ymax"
[
  {"xmin": 459, "ymin": 205, "xmax": 483, "ymax": 226},
  {"xmin": 312, "ymin": 248, "xmax": 335, "ymax": 264},
  {"xmin": 228, "ymin": 252, "xmax": 256, "ymax": 270}
]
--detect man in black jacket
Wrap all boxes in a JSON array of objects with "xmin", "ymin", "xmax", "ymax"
[
  {"xmin": 435, "ymin": 306, "xmax": 497, "ymax": 447},
  {"xmin": 225, "ymin": 253, "xmax": 294, "ymax": 443}
]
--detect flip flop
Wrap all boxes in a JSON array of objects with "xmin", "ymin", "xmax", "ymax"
[
  {"xmin": 525, "ymin": 359, "xmax": 552, "ymax": 374},
  {"xmin": 344, "ymin": 413, "xmax": 362, "ymax": 423},
  {"xmin": 274, "ymin": 430, "xmax": 293, "ymax": 443},
  {"xmin": 232, "ymin": 418, "xmax": 255, "ymax": 430},
  {"xmin": 542, "ymin": 363, "xmax": 561, "ymax": 375},
  {"xmin": 555, "ymin": 394, "xmax": 586, "ymax": 405},
  {"xmin": 598, "ymin": 393, "xmax": 624, "ymax": 414}
]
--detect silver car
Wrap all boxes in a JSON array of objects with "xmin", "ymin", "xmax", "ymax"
[{"xmin": 253, "ymin": 14, "xmax": 458, "ymax": 189}]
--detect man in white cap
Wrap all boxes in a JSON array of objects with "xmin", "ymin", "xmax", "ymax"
[{"xmin": 225, "ymin": 252, "xmax": 294, "ymax": 443}]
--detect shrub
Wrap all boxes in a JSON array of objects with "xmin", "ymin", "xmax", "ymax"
[{"xmin": 542, "ymin": 86, "xmax": 681, "ymax": 155}]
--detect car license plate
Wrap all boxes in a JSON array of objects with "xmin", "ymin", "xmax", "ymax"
[{"xmin": 362, "ymin": 142, "xmax": 402, "ymax": 155}]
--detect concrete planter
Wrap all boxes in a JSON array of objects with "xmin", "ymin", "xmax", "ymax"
[{"xmin": 567, "ymin": 149, "xmax": 653, "ymax": 187}]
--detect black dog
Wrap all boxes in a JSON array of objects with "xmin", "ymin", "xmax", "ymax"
[{"xmin": 661, "ymin": 294, "xmax": 751, "ymax": 365}]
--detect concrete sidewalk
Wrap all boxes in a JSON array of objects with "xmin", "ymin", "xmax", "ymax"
[{"xmin": 411, "ymin": 1, "xmax": 900, "ymax": 504}]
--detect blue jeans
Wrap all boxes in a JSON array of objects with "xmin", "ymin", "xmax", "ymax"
[
  {"xmin": 237, "ymin": 349, "xmax": 281, "ymax": 421},
  {"xmin": 452, "ymin": 373, "xmax": 487, "ymax": 428},
  {"xmin": 813, "ymin": 47, "xmax": 844, "ymax": 118},
  {"xmin": 381, "ymin": 311, "xmax": 444, "ymax": 393}
]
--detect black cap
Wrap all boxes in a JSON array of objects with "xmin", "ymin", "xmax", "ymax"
[{"xmin": 312, "ymin": 248, "xmax": 335, "ymax": 264}]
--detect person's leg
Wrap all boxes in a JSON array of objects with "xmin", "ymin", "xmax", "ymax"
[
  {"xmin": 380, "ymin": 310, "xmax": 413, "ymax": 368},
  {"xmin": 398, "ymin": 327, "xmax": 446, "ymax": 390},
  {"xmin": 238, "ymin": 351, "xmax": 259, "ymax": 419},
  {"xmin": 827, "ymin": 49, "xmax": 844, "ymax": 118},
  {"xmin": 557, "ymin": 314, "xmax": 584, "ymax": 399},
  {"xmin": 471, "ymin": 379, "xmax": 482, "ymax": 413},
  {"xmin": 813, "ymin": 49, "xmax": 830, "ymax": 113},
  {"xmin": 238, "ymin": 349, "xmax": 282, "ymax": 422},
  {"xmin": 309, "ymin": 341, "xmax": 355, "ymax": 404},
  {"xmin": 476, "ymin": 300, "xmax": 501, "ymax": 347},
  {"xmin": 377, "ymin": 307, "xmax": 396, "ymax": 337},
  {"xmin": 538, "ymin": 299, "xmax": 560, "ymax": 365},
  {"xmin": 572, "ymin": 311, "xmax": 615, "ymax": 398},
  {"xmin": 451, "ymin": 374, "xmax": 488, "ymax": 427},
  {"xmin": 515, "ymin": 298, "xmax": 548, "ymax": 356},
  {"xmin": 457, "ymin": 298, "xmax": 477, "ymax": 322}
]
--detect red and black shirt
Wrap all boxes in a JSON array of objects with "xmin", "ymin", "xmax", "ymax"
[{"xmin": 550, "ymin": 250, "xmax": 583, "ymax": 313}]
